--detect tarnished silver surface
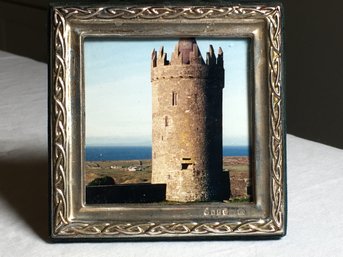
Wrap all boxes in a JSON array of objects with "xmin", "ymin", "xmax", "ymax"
[{"xmin": 50, "ymin": 3, "xmax": 285, "ymax": 239}]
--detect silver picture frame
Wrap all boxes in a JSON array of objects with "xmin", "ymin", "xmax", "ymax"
[{"xmin": 49, "ymin": 1, "xmax": 286, "ymax": 241}]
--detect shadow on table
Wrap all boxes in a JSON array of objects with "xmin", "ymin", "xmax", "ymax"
[{"xmin": 0, "ymin": 158, "xmax": 49, "ymax": 241}]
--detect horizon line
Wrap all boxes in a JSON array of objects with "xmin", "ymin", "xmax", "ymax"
[{"xmin": 86, "ymin": 145, "xmax": 250, "ymax": 148}]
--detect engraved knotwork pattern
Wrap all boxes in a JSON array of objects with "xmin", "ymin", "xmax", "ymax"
[
  {"xmin": 267, "ymin": 7, "xmax": 284, "ymax": 229},
  {"xmin": 58, "ymin": 219, "xmax": 277, "ymax": 236},
  {"xmin": 52, "ymin": 9, "xmax": 68, "ymax": 233},
  {"xmin": 52, "ymin": 5, "xmax": 284, "ymax": 237},
  {"xmin": 59, "ymin": 6, "xmax": 280, "ymax": 20}
]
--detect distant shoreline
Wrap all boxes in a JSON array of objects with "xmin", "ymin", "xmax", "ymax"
[
  {"xmin": 86, "ymin": 145, "xmax": 249, "ymax": 147},
  {"xmin": 85, "ymin": 156, "xmax": 249, "ymax": 163},
  {"xmin": 85, "ymin": 146, "xmax": 250, "ymax": 162}
]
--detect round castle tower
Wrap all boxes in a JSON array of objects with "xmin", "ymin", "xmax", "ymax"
[{"xmin": 150, "ymin": 38, "xmax": 228, "ymax": 202}]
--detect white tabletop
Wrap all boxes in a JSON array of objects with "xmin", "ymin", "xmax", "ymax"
[{"xmin": 0, "ymin": 50, "xmax": 342, "ymax": 256}]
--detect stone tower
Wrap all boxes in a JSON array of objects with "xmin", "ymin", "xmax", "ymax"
[{"xmin": 150, "ymin": 38, "xmax": 228, "ymax": 202}]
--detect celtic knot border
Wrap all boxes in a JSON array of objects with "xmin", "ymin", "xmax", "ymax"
[{"xmin": 51, "ymin": 4, "xmax": 284, "ymax": 238}]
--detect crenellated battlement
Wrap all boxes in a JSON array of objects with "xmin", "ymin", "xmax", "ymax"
[
  {"xmin": 151, "ymin": 38, "xmax": 224, "ymax": 87},
  {"xmin": 151, "ymin": 39, "xmax": 224, "ymax": 68}
]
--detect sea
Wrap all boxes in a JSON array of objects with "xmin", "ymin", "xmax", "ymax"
[{"xmin": 86, "ymin": 146, "xmax": 249, "ymax": 161}]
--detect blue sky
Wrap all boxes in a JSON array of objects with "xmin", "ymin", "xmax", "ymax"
[{"xmin": 84, "ymin": 38, "xmax": 250, "ymax": 146}]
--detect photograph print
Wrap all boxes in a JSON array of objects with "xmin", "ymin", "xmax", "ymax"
[{"xmin": 84, "ymin": 38, "xmax": 252, "ymax": 204}]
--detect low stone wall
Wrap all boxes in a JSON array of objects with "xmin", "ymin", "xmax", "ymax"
[
  {"xmin": 229, "ymin": 171, "xmax": 252, "ymax": 199},
  {"xmin": 86, "ymin": 184, "xmax": 166, "ymax": 204}
]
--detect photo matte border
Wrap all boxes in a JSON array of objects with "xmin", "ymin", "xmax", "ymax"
[{"xmin": 49, "ymin": 1, "xmax": 286, "ymax": 241}]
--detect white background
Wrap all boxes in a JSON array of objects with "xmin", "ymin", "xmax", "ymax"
[{"xmin": 0, "ymin": 50, "xmax": 343, "ymax": 256}]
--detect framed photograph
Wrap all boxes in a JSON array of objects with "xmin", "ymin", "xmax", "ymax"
[{"xmin": 49, "ymin": 1, "xmax": 286, "ymax": 241}]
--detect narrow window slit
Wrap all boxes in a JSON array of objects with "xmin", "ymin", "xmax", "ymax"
[{"xmin": 172, "ymin": 91, "xmax": 178, "ymax": 106}]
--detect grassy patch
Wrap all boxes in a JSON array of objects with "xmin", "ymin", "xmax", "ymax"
[{"xmin": 228, "ymin": 197, "xmax": 250, "ymax": 203}]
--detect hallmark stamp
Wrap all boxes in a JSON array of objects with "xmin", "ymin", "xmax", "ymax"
[
  {"xmin": 204, "ymin": 207, "xmax": 229, "ymax": 216},
  {"xmin": 203, "ymin": 207, "xmax": 246, "ymax": 216}
]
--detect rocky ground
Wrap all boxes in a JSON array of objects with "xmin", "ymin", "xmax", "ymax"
[{"xmin": 85, "ymin": 156, "xmax": 251, "ymax": 201}]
